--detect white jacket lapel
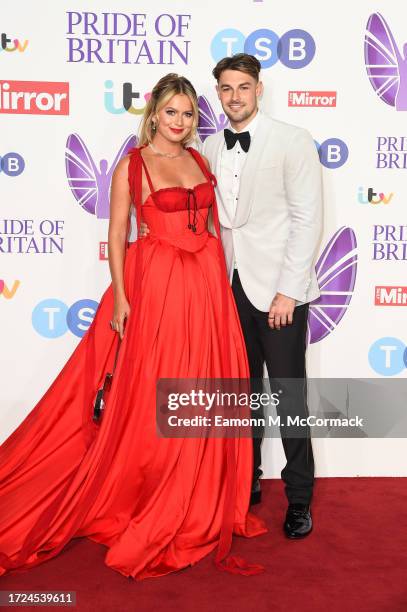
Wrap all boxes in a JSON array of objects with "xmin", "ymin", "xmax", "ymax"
[
  {"xmin": 234, "ymin": 113, "xmax": 271, "ymax": 228},
  {"xmin": 204, "ymin": 131, "xmax": 234, "ymax": 228}
]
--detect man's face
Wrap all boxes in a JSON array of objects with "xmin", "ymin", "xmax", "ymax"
[{"xmin": 216, "ymin": 69, "xmax": 263, "ymax": 128}]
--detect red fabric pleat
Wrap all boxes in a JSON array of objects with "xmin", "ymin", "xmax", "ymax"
[{"xmin": 188, "ymin": 148, "xmax": 265, "ymax": 576}]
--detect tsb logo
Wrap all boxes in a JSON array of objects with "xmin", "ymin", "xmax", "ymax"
[
  {"xmin": 368, "ymin": 337, "xmax": 407, "ymax": 376},
  {"xmin": 32, "ymin": 298, "xmax": 99, "ymax": 338},
  {"xmin": 315, "ymin": 139, "xmax": 349, "ymax": 169},
  {"xmin": 211, "ymin": 28, "xmax": 315, "ymax": 68},
  {"xmin": 0, "ymin": 152, "xmax": 25, "ymax": 176}
]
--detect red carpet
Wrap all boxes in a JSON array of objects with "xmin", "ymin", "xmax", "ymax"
[{"xmin": 1, "ymin": 478, "xmax": 406, "ymax": 611}]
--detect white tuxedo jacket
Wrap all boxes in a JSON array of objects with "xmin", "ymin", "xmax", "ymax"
[{"xmin": 202, "ymin": 112, "xmax": 323, "ymax": 311}]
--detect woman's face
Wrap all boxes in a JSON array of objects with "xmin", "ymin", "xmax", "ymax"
[{"xmin": 153, "ymin": 94, "xmax": 195, "ymax": 143}]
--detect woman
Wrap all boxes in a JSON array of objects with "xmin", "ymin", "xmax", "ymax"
[{"xmin": 0, "ymin": 74, "xmax": 267, "ymax": 580}]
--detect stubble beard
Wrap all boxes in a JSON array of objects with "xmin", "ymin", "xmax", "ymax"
[{"xmin": 224, "ymin": 105, "xmax": 256, "ymax": 129}]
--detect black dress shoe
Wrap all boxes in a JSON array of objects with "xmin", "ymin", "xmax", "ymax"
[
  {"xmin": 284, "ymin": 503, "xmax": 312, "ymax": 539},
  {"xmin": 250, "ymin": 480, "xmax": 262, "ymax": 505}
]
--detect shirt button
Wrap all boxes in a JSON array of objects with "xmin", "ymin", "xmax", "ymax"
[{"xmin": 234, "ymin": 174, "xmax": 238, "ymax": 177}]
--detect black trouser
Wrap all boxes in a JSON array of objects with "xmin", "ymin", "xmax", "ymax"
[{"xmin": 232, "ymin": 270, "xmax": 314, "ymax": 505}]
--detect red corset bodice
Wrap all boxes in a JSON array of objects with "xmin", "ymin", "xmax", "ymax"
[{"xmin": 141, "ymin": 181, "xmax": 214, "ymax": 253}]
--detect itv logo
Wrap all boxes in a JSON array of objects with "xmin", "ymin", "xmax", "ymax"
[
  {"xmin": 357, "ymin": 187, "xmax": 394, "ymax": 204},
  {"xmin": 0, "ymin": 279, "xmax": 20, "ymax": 299},
  {"xmin": 0, "ymin": 32, "xmax": 28, "ymax": 52},
  {"xmin": 104, "ymin": 80, "xmax": 150, "ymax": 115}
]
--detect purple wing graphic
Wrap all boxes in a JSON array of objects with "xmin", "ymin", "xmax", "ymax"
[
  {"xmin": 65, "ymin": 134, "xmax": 136, "ymax": 218},
  {"xmin": 65, "ymin": 134, "xmax": 99, "ymax": 215},
  {"xmin": 308, "ymin": 227, "xmax": 357, "ymax": 344},
  {"xmin": 96, "ymin": 134, "xmax": 136, "ymax": 219},
  {"xmin": 197, "ymin": 96, "xmax": 229, "ymax": 142},
  {"xmin": 364, "ymin": 12, "xmax": 407, "ymax": 110}
]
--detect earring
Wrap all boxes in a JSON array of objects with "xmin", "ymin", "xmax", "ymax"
[{"xmin": 152, "ymin": 120, "xmax": 157, "ymax": 133}]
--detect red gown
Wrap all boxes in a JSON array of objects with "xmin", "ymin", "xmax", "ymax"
[{"xmin": 0, "ymin": 146, "xmax": 267, "ymax": 580}]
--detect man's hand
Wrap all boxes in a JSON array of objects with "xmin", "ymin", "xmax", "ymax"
[
  {"xmin": 138, "ymin": 221, "xmax": 150, "ymax": 238},
  {"xmin": 268, "ymin": 293, "xmax": 295, "ymax": 330}
]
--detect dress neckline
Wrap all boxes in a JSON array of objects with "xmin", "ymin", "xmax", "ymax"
[
  {"xmin": 141, "ymin": 181, "xmax": 210, "ymax": 208},
  {"xmin": 139, "ymin": 145, "xmax": 210, "ymax": 205}
]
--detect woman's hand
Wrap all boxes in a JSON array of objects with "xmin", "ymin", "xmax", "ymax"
[
  {"xmin": 111, "ymin": 295, "xmax": 130, "ymax": 339},
  {"xmin": 139, "ymin": 221, "xmax": 150, "ymax": 238}
]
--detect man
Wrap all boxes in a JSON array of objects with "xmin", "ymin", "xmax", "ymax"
[{"xmin": 202, "ymin": 53, "xmax": 322, "ymax": 539}]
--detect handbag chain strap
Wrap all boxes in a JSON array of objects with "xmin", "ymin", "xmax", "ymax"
[{"xmin": 112, "ymin": 336, "xmax": 122, "ymax": 373}]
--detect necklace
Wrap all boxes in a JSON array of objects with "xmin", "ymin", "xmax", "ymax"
[{"xmin": 149, "ymin": 142, "xmax": 183, "ymax": 159}]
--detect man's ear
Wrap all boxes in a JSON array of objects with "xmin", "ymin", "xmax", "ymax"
[
  {"xmin": 215, "ymin": 83, "xmax": 221, "ymax": 100},
  {"xmin": 256, "ymin": 80, "xmax": 264, "ymax": 99}
]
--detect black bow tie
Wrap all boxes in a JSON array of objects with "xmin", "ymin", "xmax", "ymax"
[{"xmin": 224, "ymin": 129, "xmax": 251, "ymax": 153}]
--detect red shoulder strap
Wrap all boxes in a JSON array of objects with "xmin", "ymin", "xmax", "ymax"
[{"xmin": 127, "ymin": 147, "xmax": 143, "ymax": 231}]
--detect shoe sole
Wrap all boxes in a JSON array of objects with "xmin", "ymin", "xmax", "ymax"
[{"xmin": 284, "ymin": 526, "xmax": 313, "ymax": 539}]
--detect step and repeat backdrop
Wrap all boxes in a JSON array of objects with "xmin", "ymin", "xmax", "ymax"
[{"xmin": 1, "ymin": 1, "xmax": 406, "ymax": 476}]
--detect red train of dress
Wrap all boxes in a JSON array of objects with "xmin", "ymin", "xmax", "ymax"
[{"xmin": 0, "ymin": 146, "xmax": 267, "ymax": 580}]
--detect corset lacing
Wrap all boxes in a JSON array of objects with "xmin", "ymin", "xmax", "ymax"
[{"xmin": 187, "ymin": 189, "xmax": 198, "ymax": 233}]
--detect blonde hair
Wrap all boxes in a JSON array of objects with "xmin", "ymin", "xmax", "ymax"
[{"xmin": 139, "ymin": 73, "xmax": 199, "ymax": 146}]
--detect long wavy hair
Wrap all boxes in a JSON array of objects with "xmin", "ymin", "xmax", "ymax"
[{"xmin": 139, "ymin": 73, "xmax": 199, "ymax": 146}]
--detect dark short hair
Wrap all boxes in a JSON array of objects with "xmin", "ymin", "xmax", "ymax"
[{"xmin": 212, "ymin": 53, "xmax": 261, "ymax": 82}]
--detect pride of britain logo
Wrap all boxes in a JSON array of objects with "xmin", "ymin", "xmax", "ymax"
[
  {"xmin": 65, "ymin": 134, "xmax": 136, "ymax": 218},
  {"xmin": 365, "ymin": 12, "xmax": 407, "ymax": 111},
  {"xmin": 211, "ymin": 27, "xmax": 315, "ymax": 68},
  {"xmin": 308, "ymin": 227, "xmax": 358, "ymax": 344}
]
